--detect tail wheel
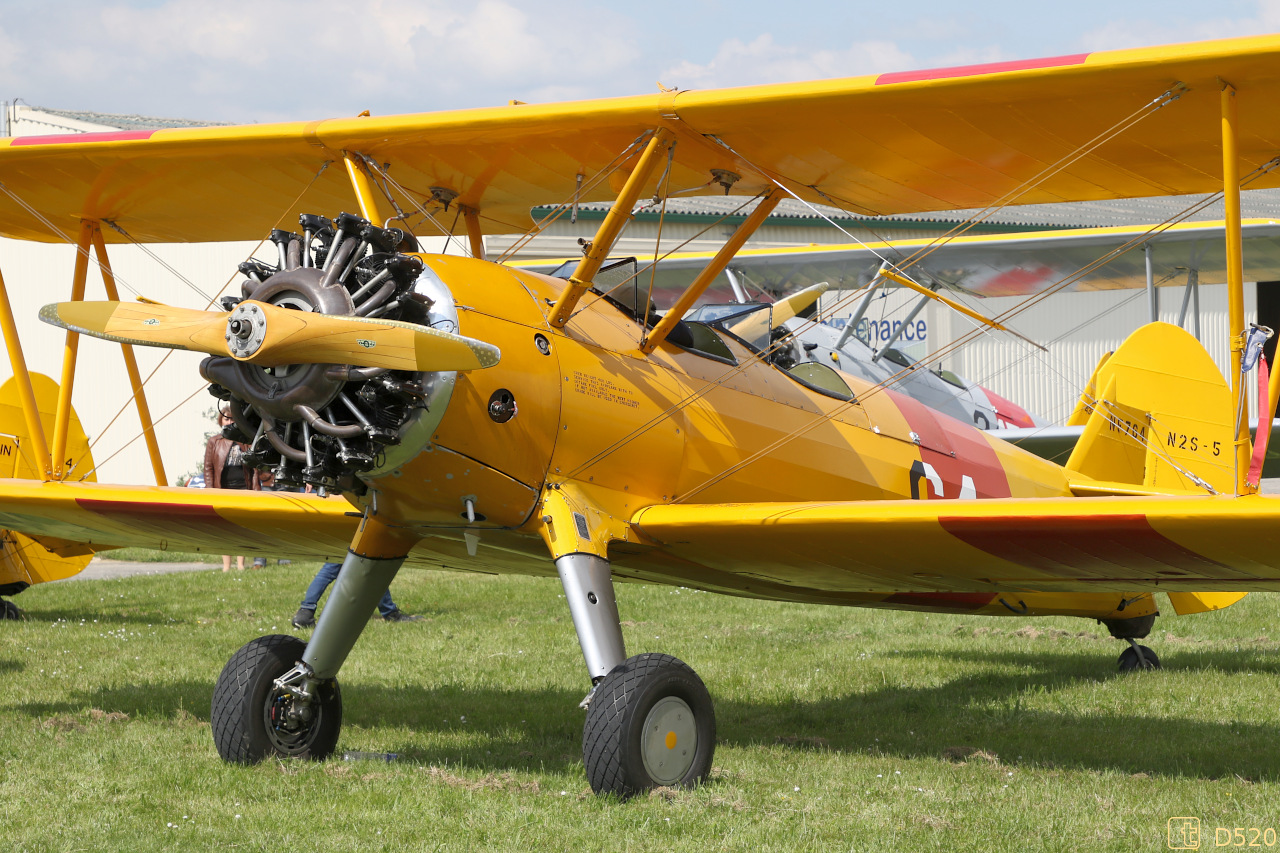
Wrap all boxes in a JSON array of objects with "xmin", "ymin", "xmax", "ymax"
[
  {"xmin": 1118, "ymin": 643, "xmax": 1161, "ymax": 672},
  {"xmin": 583, "ymin": 653, "xmax": 715, "ymax": 798},
  {"xmin": 211, "ymin": 634, "xmax": 341, "ymax": 763},
  {"xmin": 0, "ymin": 599, "xmax": 21, "ymax": 620}
]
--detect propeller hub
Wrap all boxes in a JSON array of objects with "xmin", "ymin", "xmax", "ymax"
[{"xmin": 226, "ymin": 303, "xmax": 267, "ymax": 358}]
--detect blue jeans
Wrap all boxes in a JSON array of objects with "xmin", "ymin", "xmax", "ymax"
[{"xmin": 301, "ymin": 562, "xmax": 397, "ymax": 618}]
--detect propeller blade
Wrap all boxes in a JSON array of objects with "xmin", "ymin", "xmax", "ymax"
[
  {"xmin": 40, "ymin": 299, "xmax": 501, "ymax": 372},
  {"xmin": 725, "ymin": 281, "xmax": 831, "ymax": 343},
  {"xmin": 39, "ymin": 300, "xmax": 231, "ymax": 353},
  {"xmin": 227, "ymin": 301, "xmax": 501, "ymax": 372}
]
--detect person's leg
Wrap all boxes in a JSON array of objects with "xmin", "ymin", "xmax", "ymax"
[
  {"xmin": 375, "ymin": 589, "xmax": 398, "ymax": 618},
  {"xmin": 293, "ymin": 561, "xmax": 342, "ymax": 628},
  {"xmin": 222, "ymin": 555, "xmax": 231, "ymax": 572},
  {"xmin": 301, "ymin": 562, "xmax": 342, "ymax": 611},
  {"xmin": 378, "ymin": 590, "xmax": 421, "ymax": 622},
  {"xmin": 236, "ymin": 556, "xmax": 245, "ymax": 571}
]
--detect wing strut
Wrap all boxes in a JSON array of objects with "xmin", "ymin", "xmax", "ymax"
[
  {"xmin": 640, "ymin": 188, "xmax": 782, "ymax": 353},
  {"xmin": 835, "ymin": 264, "xmax": 888, "ymax": 350},
  {"xmin": 51, "ymin": 220, "xmax": 94, "ymax": 480},
  {"xmin": 1221, "ymin": 81, "xmax": 1252, "ymax": 494},
  {"xmin": 549, "ymin": 129, "xmax": 674, "ymax": 328},
  {"xmin": 343, "ymin": 152, "xmax": 390, "ymax": 228},
  {"xmin": 878, "ymin": 268, "xmax": 1008, "ymax": 332},
  {"xmin": 462, "ymin": 206, "xmax": 485, "ymax": 261},
  {"xmin": 89, "ymin": 226, "xmax": 167, "ymax": 487},
  {"xmin": 0, "ymin": 265, "xmax": 51, "ymax": 478}
]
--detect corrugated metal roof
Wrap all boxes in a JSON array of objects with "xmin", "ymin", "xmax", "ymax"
[
  {"xmin": 563, "ymin": 188, "xmax": 1280, "ymax": 229},
  {"xmin": 30, "ymin": 106, "xmax": 223, "ymax": 130}
]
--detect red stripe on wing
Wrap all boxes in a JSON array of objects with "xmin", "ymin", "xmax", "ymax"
[
  {"xmin": 76, "ymin": 498, "xmax": 272, "ymax": 546},
  {"xmin": 881, "ymin": 592, "xmax": 996, "ymax": 612},
  {"xmin": 876, "ymin": 54, "xmax": 1090, "ymax": 86},
  {"xmin": 12, "ymin": 130, "xmax": 158, "ymax": 146},
  {"xmin": 939, "ymin": 513, "xmax": 1228, "ymax": 578}
]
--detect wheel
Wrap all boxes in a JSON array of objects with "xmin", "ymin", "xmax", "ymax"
[
  {"xmin": 211, "ymin": 634, "xmax": 341, "ymax": 763},
  {"xmin": 583, "ymin": 653, "xmax": 715, "ymax": 798},
  {"xmin": 1118, "ymin": 644, "xmax": 1161, "ymax": 672},
  {"xmin": 0, "ymin": 599, "xmax": 22, "ymax": 620}
]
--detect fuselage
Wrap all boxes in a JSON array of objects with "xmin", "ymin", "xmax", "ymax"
[{"xmin": 360, "ymin": 256, "xmax": 1072, "ymax": 552}]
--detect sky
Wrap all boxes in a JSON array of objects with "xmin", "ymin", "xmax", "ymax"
[{"xmin": 3, "ymin": 0, "xmax": 1280, "ymax": 125}]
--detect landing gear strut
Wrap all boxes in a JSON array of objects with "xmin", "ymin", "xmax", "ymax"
[
  {"xmin": 557, "ymin": 552, "xmax": 716, "ymax": 797},
  {"xmin": 1101, "ymin": 612, "xmax": 1162, "ymax": 672}
]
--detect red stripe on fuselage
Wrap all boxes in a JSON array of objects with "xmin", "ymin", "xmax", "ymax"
[
  {"xmin": 889, "ymin": 389, "xmax": 1011, "ymax": 499},
  {"xmin": 939, "ymin": 513, "xmax": 1229, "ymax": 578},
  {"xmin": 12, "ymin": 130, "xmax": 158, "ymax": 146},
  {"xmin": 876, "ymin": 54, "xmax": 1090, "ymax": 86}
]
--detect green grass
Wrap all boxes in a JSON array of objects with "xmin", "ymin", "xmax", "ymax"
[
  {"xmin": 3, "ymin": 564, "xmax": 1279, "ymax": 851},
  {"xmin": 94, "ymin": 546, "xmax": 225, "ymax": 564}
]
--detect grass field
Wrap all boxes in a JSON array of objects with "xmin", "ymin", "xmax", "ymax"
[{"xmin": 3, "ymin": 560, "xmax": 1279, "ymax": 851}]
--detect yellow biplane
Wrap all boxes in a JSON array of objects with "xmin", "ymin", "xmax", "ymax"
[{"xmin": 3, "ymin": 35, "xmax": 1280, "ymax": 797}]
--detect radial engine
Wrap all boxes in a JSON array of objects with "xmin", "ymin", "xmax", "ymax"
[{"xmin": 202, "ymin": 212, "xmax": 460, "ymax": 495}]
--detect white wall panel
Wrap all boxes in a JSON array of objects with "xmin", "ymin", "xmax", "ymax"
[{"xmin": 931, "ymin": 282, "xmax": 1255, "ymax": 424}]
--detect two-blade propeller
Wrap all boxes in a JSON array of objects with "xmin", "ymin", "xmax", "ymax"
[{"xmin": 40, "ymin": 299, "xmax": 501, "ymax": 372}]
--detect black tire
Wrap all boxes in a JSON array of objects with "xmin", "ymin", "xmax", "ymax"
[
  {"xmin": 0, "ymin": 599, "xmax": 22, "ymax": 620},
  {"xmin": 211, "ymin": 634, "xmax": 341, "ymax": 763},
  {"xmin": 583, "ymin": 653, "xmax": 715, "ymax": 798},
  {"xmin": 1118, "ymin": 644, "xmax": 1161, "ymax": 672}
]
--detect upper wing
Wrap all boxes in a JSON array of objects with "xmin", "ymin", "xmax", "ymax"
[
  {"xmin": 4, "ymin": 36, "xmax": 1280, "ymax": 242},
  {"xmin": 627, "ymin": 494, "xmax": 1280, "ymax": 596}
]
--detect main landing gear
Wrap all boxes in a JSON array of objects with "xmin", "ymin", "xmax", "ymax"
[
  {"xmin": 558, "ymin": 553, "xmax": 716, "ymax": 798},
  {"xmin": 208, "ymin": 528, "xmax": 713, "ymax": 797},
  {"xmin": 212, "ymin": 634, "xmax": 342, "ymax": 761},
  {"xmin": 1101, "ymin": 612, "xmax": 1162, "ymax": 672},
  {"xmin": 210, "ymin": 540, "xmax": 406, "ymax": 765}
]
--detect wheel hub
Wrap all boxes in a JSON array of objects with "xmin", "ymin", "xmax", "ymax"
[{"xmin": 640, "ymin": 696, "xmax": 697, "ymax": 785}]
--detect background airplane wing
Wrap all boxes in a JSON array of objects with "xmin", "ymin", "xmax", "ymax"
[
  {"xmin": 4, "ymin": 36, "xmax": 1280, "ymax": 242},
  {"xmin": 514, "ymin": 220, "xmax": 1280, "ymax": 305},
  {"xmin": 627, "ymin": 494, "xmax": 1280, "ymax": 595},
  {"xmin": 1003, "ymin": 418, "xmax": 1280, "ymax": 476}
]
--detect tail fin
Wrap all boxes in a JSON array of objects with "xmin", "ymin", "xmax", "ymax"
[
  {"xmin": 1065, "ymin": 322, "xmax": 1235, "ymax": 494},
  {"xmin": 0, "ymin": 373, "xmax": 96, "ymax": 596}
]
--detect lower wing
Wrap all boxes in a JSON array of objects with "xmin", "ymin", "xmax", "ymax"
[{"xmin": 629, "ymin": 494, "xmax": 1280, "ymax": 595}]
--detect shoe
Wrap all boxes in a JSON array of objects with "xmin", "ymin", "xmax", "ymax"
[
  {"xmin": 292, "ymin": 608, "xmax": 316, "ymax": 628},
  {"xmin": 382, "ymin": 610, "xmax": 422, "ymax": 623},
  {"xmin": 252, "ymin": 558, "xmax": 267, "ymax": 569}
]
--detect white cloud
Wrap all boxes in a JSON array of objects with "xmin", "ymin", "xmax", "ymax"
[
  {"xmin": 0, "ymin": 0, "xmax": 642, "ymax": 122},
  {"xmin": 661, "ymin": 33, "xmax": 916, "ymax": 90},
  {"xmin": 1079, "ymin": 0, "xmax": 1280, "ymax": 50}
]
